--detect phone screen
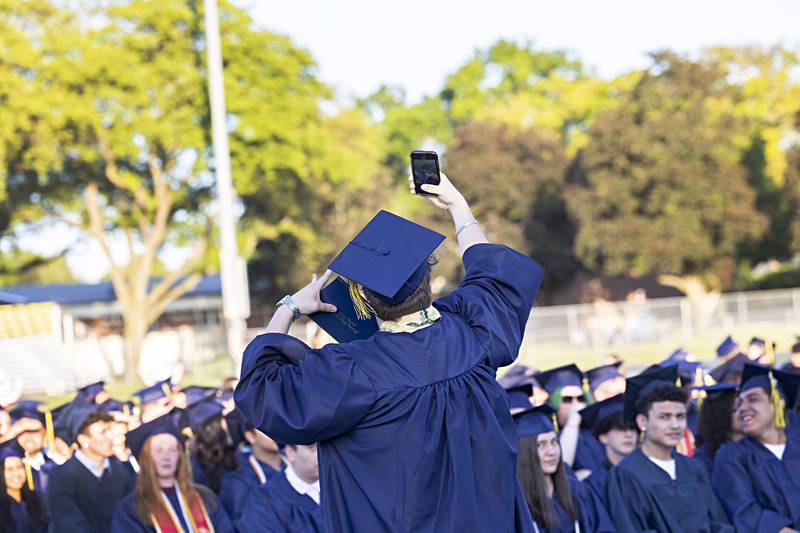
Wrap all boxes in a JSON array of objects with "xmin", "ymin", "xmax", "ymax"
[{"xmin": 411, "ymin": 151, "xmax": 440, "ymax": 195}]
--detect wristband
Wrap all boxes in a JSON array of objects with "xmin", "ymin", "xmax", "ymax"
[
  {"xmin": 456, "ymin": 219, "xmax": 479, "ymax": 237},
  {"xmin": 276, "ymin": 295, "xmax": 301, "ymax": 322}
]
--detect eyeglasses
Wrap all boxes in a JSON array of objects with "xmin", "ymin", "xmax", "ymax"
[{"xmin": 560, "ymin": 395, "xmax": 584, "ymax": 404}]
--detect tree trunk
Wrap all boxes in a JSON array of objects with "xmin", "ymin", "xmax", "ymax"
[
  {"xmin": 658, "ymin": 275, "xmax": 721, "ymax": 334},
  {"xmin": 122, "ymin": 313, "xmax": 148, "ymax": 384}
]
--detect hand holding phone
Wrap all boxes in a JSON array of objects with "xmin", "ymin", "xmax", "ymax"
[
  {"xmin": 407, "ymin": 171, "xmax": 464, "ymax": 211},
  {"xmin": 410, "ymin": 150, "xmax": 441, "ymax": 195}
]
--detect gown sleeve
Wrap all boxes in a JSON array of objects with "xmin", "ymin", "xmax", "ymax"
[
  {"xmin": 234, "ymin": 335, "xmax": 377, "ymax": 445},
  {"xmin": 433, "ymin": 243, "xmax": 543, "ymax": 368},
  {"xmin": 712, "ymin": 442, "xmax": 792, "ymax": 533},
  {"xmin": 605, "ymin": 466, "xmax": 657, "ymax": 533},
  {"xmin": 572, "ymin": 478, "xmax": 617, "ymax": 533},
  {"xmin": 219, "ymin": 471, "xmax": 252, "ymax": 524},
  {"xmin": 110, "ymin": 494, "xmax": 149, "ymax": 533},
  {"xmin": 236, "ymin": 487, "xmax": 284, "ymax": 533}
]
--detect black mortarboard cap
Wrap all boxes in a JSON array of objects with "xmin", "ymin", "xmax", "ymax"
[
  {"xmin": 709, "ymin": 353, "xmax": 748, "ymax": 384},
  {"xmin": 535, "ymin": 364, "xmax": 584, "ymax": 395},
  {"xmin": 586, "ymin": 363, "xmax": 623, "ymax": 392},
  {"xmin": 580, "ymin": 394, "xmax": 624, "ymax": 431},
  {"xmin": 623, "ymin": 364, "xmax": 679, "ymax": 422},
  {"xmin": 513, "ymin": 405, "xmax": 557, "ymax": 437},
  {"xmin": 125, "ymin": 412, "xmax": 184, "ymax": 458},
  {"xmin": 328, "ymin": 210, "xmax": 445, "ymax": 305},
  {"xmin": 505, "ymin": 384, "xmax": 534, "ymax": 411}
]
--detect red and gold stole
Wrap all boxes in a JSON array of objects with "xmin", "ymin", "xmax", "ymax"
[{"xmin": 151, "ymin": 484, "xmax": 214, "ymax": 533}]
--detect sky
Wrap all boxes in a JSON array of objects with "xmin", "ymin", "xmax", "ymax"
[{"xmin": 15, "ymin": 0, "xmax": 800, "ymax": 283}]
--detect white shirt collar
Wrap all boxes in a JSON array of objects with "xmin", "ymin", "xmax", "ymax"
[
  {"xmin": 284, "ymin": 464, "xmax": 320, "ymax": 504},
  {"xmin": 74, "ymin": 449, "xmax": 110, "ymax": 479},
  {"xmin": 23, "ymin": 451, "xmax": 45, "ymax": 470}
]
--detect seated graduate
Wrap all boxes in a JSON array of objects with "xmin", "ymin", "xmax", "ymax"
[
  {"xmin": 709, "ymin": 353, "xmax": 749, "ymax": 385},
  {"xmin": 133, "ymin": 381, "xmax": 174, "ymax": 424},
  {"xmin": 77, "ymin": 381, "xmax": 111, "ymax": 407},
  {"xmin": 606, "ymin": 364, "xmax": 732, "ymax": 533},
  {"xmin": 46, "ymin": 406, "xmax": 136, "ymax": 533},
  {"xmin": 692, "ymin": 384, "xmax": 742, "ymax": 478},
  {"xmin": 513, "ymin": 405, "xmax": 615, "ymax": 533},
  {"xmin": 220, "ymin": 413, "xmax": 283, "ymax": 523},
  {"xmin": 7, "ymin": 401, "xmax": 57, "ymax": 496},
  {"xmin": 586, "ymin": 364, "xmax": 626, "ymax": 403},
  {"xmin": 234, "ymin": 173, "xmax": 545, "ymax": 532},
  {"xmin": 111, "ymin": 413, "xmax": 233, "ymax": 533},
  {"xmin": 237, "ymin": 443, "xmax": 323, "ymax": 533},
  {"xmin": 781, "ymin": 337, "xmax": 800, "ymax": 373},
  {"xmin": 712, "ymin": 364, "xmax": 800, "ymax": 533},
  {"xmin": 535, "ymin": 365, "xmax": 603, "ymax": 478},
  {"xmin": 579, "ymin": 395, "xmax": 636, "ymax": 502},
  {"xmin": 183, "ymin": 399, "xmax": 238, "ymax": 493},
  {"xmin": 505, "ymin": 384, "xmax": 535, "ymax": 415},
  {"xmin": 1, "ymin": 447, "xmax": 48, "ymax": 533}
]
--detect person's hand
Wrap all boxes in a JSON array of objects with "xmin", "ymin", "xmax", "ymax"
[
  {"xmin": 408, "ymin": 172, "xmax": 465, "ymax": 210},
  {"xmin": 564, "ymin": 401, "xmax": 585, "ymax": 429},
  {"xmin": 291, "ymin": 270, "xmax": 338, "ymax": 315}
]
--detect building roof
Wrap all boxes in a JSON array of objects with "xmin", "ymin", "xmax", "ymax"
[{"xmin": 0, "ymin": 274, "xmax": 221, "ymax": 306}]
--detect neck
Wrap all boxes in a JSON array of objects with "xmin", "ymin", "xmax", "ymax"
[
  {"xmin": 6, "ymin": 488, "xmax": 22, "ymax": 502},
  {"xmin": 758, "ymin": 426, "xmax": 786, "ymax": 446},
  {"xmin": 641, "ymin": 438, "xmax": 673, "ymax": 461},
  {"xmin": 253, "ymin": 449, "xmax": 282, "ymax": 471},
  {"xmin": 158, "ymin": 476, "xmax": 175, "ymax": 489},
  {"xmin": 544, "ymin": 473, "xmax": 554, "ymax": 497},
  {"xmin": 80, "ymin": 447, "xmax": 106, "ymax": 469},
  {"xmin": 605, "ymin": 446, "xmax": 625, "ymax": 466}
]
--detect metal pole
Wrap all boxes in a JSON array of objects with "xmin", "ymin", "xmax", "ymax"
[{"xmin": 203, "ymin": 0, "xmax": 250, "ymax": 366}]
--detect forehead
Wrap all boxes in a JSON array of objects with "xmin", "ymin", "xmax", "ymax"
[
  {"xmin": 648, "ymin": 400, "xmax": 687, "ymax": 414},
  {"xmin": 150, "ymin": 433, "xmax": 179, "ymax": 447},
  {"xmin": 739, "ymin": 387, "xmax": 769, "ymax": 401},
  {"xmin": 535, "ymin": 431, "xmax": 558, "ymax": 443},
  {"xmin": 3, "ymin": 456, "xmax": 23, "ymax": 468}
]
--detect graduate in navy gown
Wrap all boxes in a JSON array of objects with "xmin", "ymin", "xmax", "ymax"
[
  {"xmin": 780, "ymin": 337, "xmax": 800, "ymax": 373},
  {"xmin": 7, "ymin": 402, "xmax": 57, "ymax": 497},
  {"xmin": 235, "ymin": 173, "xmax": 544, "ymax": 532},
  {"xmin": 111, "ymin": 413, "xmax": 233, "ymax": 533},
  {"xmin": 535, "ymin": 365, "xmax": 604, "ymax": 477},
  {"xmin": 46, "ymin": 407, "xmax": 136, "ymax": 533},
  {"xmin": 712, "ymin": 364, "xmax": 800, "ymax": 532},
  {"xmin": 692, "ymin": 384, "xmax": 742, "ymax": 478},
  {"xmin": 182, "ymin": 399, "xmax": 239, "ymax": 493},
  {"xmin": 237, "ymin": 443, "xmax": 324, "ymax": 532},
  {"xmin": 220, "ymin": 417, "xmax": 283, "ymax": 522},
  {"xmin": 513, "ymin": 406, "xmax": 615, "ymax": 533},
  {"xmin": 578, "ymin": 395, "xmax": 636, "ymax": 502},
  {"xmin": 1, "ymin": 448, "xmax": 48, "ymax": 533},
  {"xmin": 606, "ymin": 365, "xmax": 732, "ymax": 533}
]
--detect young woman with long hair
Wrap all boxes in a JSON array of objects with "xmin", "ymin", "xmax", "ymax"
[
  {"xmin": 188, "ymin": 403, "xmax": 238, "ymax": 493},
  {"xmin": 693, "ymin": 383, "xmax": 742, "ymax": 477},
  {"xmin": 111, "ymin": 414, "xmax": 233, "ymax": 532},
  {"xmin": 513, "ymin": 406, "xmax": 614, "ymax": 533},
  {"xmin": 0, "ymin": 448, "xmax": 49, "ymax": 533}
]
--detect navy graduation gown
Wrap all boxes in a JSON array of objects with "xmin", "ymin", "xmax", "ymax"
[
  {"xmin": 235, "ymin": 244, "xmax": 543, "ymax": 533},
  {"xmin": 712, "ymin": 436, "xmax": 800, "ymax": 532},
  {"xmin": 530, "ymin": 476, "xmax": 614, "ymax": 533},
  {"xmin": 573, "ymin": 429, "xmax": 606, "ymax": 472},
  {"xmin": 583, "ymin": 459, "xmax": 612, "ymax": 503},
  {"xmin": 46, "ymin": 455, "xmax": 135, "ymax": 533},
  {"xmin": 219, "ymin": 455, "xmax": 280, "ymax": 522},
  {"xmin": 606, "ymin": 448, "xmax": 732, "ymax": 533},
  {"xmin": 111, "ymin": 485, "xmax": 234, "ymax": 533},
  {"xmin": 189, "ymin": 453, "xmax": 210, "ymax": 488},
  {"xmin": 237, "ymin": 472, "xmax": 325, "ymax": 533},
  {"xmin": 692, "ymin": 444, "xmax": 714, "ymax": 479},
  {"xmin": 7, "ymin": 498, "xmax": 48, "ymax": 533}
]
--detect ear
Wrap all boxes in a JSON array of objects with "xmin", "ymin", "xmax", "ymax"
[
  {"xmin": 598, "ymin": 433, "xmax": 609, "ymax": 446},
  {"xmin": 635, "ymin": 413, "xmax": 647, "ymax": 432}
]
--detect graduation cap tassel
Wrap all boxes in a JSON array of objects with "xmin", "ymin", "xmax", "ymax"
[
  {"xmin": 552, "ymin": 413, "xmax": 559, "ymax": 433},
  {"xmin": 769, "ymin": 373, "xmax": 786, "ymax": 429},
  {"xmin": 24, "ymin": 462, "xmax": 34, "ymax": 492},
  {"xmin": 581, "ymin": 377, "xmax": 592, "ymax": 404},
  {"xmin": 45, "ymin": 410, "xmax": 56, "ymax": 452},
  {"xmin": 347, "ymin": 279, "xmax": 374, "ymax": 321}
]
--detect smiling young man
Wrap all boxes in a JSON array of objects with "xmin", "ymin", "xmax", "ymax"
[
  {"xmin": 712, "ymin": 364, "xmax": 800, "ymax": 533},
  {"xmin": 606, "ymin": 365, "xmax": 732, "ymax": 533}
]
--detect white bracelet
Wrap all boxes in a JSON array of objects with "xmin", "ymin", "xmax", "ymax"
[{"xmin": 456, "ymin": 219, "xmax": 479, "ymax": 237}]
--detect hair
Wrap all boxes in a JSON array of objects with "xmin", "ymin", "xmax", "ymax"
[
  {"xmin": 792, "ymin": 341, "xmax": 800, "ymax": 355},
  {"xmin": 517, "ymin": 435, "xmax": 579, "ymax": 529},
  {"xmin": 593, "ymin": 412, "xmax": 637, "ymax": 439},
  {"xmin": 697, "ymin": 389, "xmax": 738, "ymax": 455},
  {"xmin": 635, "ymin": 386, "xmax": 688, "ymax": 419},
  {"xmin": 363, "ymin": 256, "xmax": 436, "ymax": 321},
  {"xmin": 134, "ymin": 435, "xmax": 198, "ymax": 526},
  {"xmin": 548, "ymin": 386, "xmax": 593, "ymax": 410},
  {"xmin": 193, "ymin": 414, "xmax": 238, "ymax": 493},
  {"xmin": 0, "ymin": 458, "xmax": 49, "ymax": 532},
  {"xmin": 76, "ymin": 411, "xmax": 114, "ymax": 442}
]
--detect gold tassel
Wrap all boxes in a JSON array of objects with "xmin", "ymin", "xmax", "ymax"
[
  {"xmin": 552, "ymin": 413, "xmax": 559, "ymax": 433},
  {"xmin": 765, "ymin": 341, "xmax": 776, "ymax": 366},
  {"xmin": 346, "ymin": 279, "xmax": 374, "ymax": 321},
  {"xmin": 24, "ymin": 462, "xmax": 34, "ymax": 491},
  {"xmin": 769, "ymin": 373, "xmax": 786, "ymax": 429},
  {"xmin": 582, "ymin": 377, "xmax": 591, "ymax": 399},
  {"xmin": 45, "ymin": 410, "xmax": 55, "ymax": 452},
  {"xmin": 161, "ymin": 382, "xmax": 173, "ymax": 399},
  {"xmin": 123, "ymin": 404, "xmax": 130, "ymax": 418}
]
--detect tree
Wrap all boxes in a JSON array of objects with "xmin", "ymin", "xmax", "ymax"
[{"xmin": 566, "ymin": 52, "xmax": 768, "ymax": 330}]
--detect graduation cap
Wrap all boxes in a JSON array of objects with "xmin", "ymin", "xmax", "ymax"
[
  {"xmin": 716, "ymin": 335, "xmax": 740, "ymax": 359},
  {"xmin": 179, "ymin": 386, "xmax": 219, "ymax": 407},
  {"xmin": 309, "ymin": 277, "xmax": 380, "ymax": 342},
  {"xmin": 513, "ymin": 405, "xmax": 558, "ymax": 438},
  {"xmin": 774, "ymin": 370, "xmax": 800, "ymax": 410},
  {"xmin": 664, "ymin": 348, "xmax": 689, "ymax": 362},
  {"xmin": 586, "ymin": 363, "xmax": 623, "ymax": 392},
  {"xmin": 185, "ymin": 399, "xmax": 224, "ymax": 435},
  {"xmin": 580, "ymin": 394, "xmax": 625, "ymax": 433},
  {"xmin": 77, "ymin": 381, "xmax": 106, "ymax": 400},
  {"xmin": 623, "ymin": 364, "xmax": 679, "ymax": 423},
  {"xmin": 535, "ymin": 364, "xmax": 584, "ymax": 395},
  {"xmin": 125, "ymin": 413, "xmax": 184, "ymax": 459},
  {"xmin": 327, "ymin": 210, "xmax": 445, "ymax": 318},
  {"xmin": 498, "ymin": 364, "xmax": 539, "ymax": 389},
  {"xmin": 9, "ymin": 400, "xmax": 45, "ymax": 425},
  {"xmin": 740, "ymin": 363, "xmax": 790, "ymax": 429},
  {"xmin": 133, "ymin": 379, "xmax": 172, "ymax": 406},
  {"xmin": 98, "ymin": 398, "xmax": 130, "ymax": 414},
  {"xmin": 505, "ymin": 384, "xmax": 534, "ymax": 411},
  {"xmin": 65, "ymin": 405, "xmax": 102, "ymax": 445},
  {"xmin": 0, "ymin": 446, "xmax": 23, "ymax": 462},
  {"xmin": 691, "ymin": 383, "xmax": 738, "ymax": 401},
  {"xmin": 224, "ymin": 408, "xmax": 251, "ymax": 448},
  {"xmin": 709, "ymin": 353, "xmax": 748, "ymax": 384},
  {"xmin": 749, "ymin": 337, "xmax": 766, "ymax": 347}
]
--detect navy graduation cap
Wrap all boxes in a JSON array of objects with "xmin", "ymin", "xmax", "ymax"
[
  {"xmin": 665, "ymin": 347, "xmax": 689, "ymax": 362},
  {"xmin": 133, "ymin": 379, "xmax": 172, "ymax": 405},
  {"xmin": 739, "ymin": 363, "xmax": 798, "ymax": 428},
  {"xmin": 580, "ymin": 394, "xmax": 624, "ymax": 431},
  {"xmin": 691, "ymin": 383, "xmax": 738, "ymax": 401},
  {"xmin": 327, "ymin": 210, "xmax": 445, "ymax": 313},
  {"xmin": 65, "ymin": 405, "xmax": 101, "ymax": 444},
  {"xmin": 9, "ymin": 400, "xmax": 44, "ymax": 424},
  {"xmin": 185, "ymin": 399, "xmax": 224, "ymax": 435},
  {"xmin": 709, "ymin": 353, "xmax": 748, "ymax": 384},
  {"xmin": 586, "ymin": 363, "xmax": 623, "ymax": 392},
  {"xmin": 126, "ymin": 412, "xmax": 184, "ymax": 458},
  {"xmin": 309, "ymin": 277, "xmax": 379, "ymax": 343},
  {"xmin": 505, "ymin": 384, "xmax": 534, "ymax": 411},
  {"xmin": 513, "ymin": 405, "xmax": 558, "ymax": 438},
  {"xmin": 498, "ymin": 364, "xmax": 539, "ymax": 389},
  {"xmin": 179, "ymin": 385, "xmax": 219, "ymax": 407},
  {"xmin": 716, "ymin": 335, "xmax": 740, "ymax": 359},
  {"xmin": 535, "ymin": 364, "xmax": 584, "ymax": 395},
  {"xmin": 623, "ymin": 364, "xmax": 679, "ymax": 423},
  {"xmin": 78, "ymin": 381, "xmax": 106, "ymax": 400}
]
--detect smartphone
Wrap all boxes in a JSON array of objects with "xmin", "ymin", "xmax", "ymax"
[{"xmin": 410, "ymin": 150, "xmax": 441, "ymax": 195}]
